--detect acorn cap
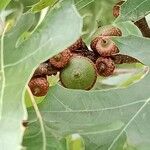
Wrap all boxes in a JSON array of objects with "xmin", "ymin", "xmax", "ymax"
[
  {"xmin": 49, "ymin": 49, "xmax": 72, "ymax": 69},
  {"xmin": 91, "ymin": 36, "xmax": 119, "ymax": 56},
  {"xmin": 33, "ymin": 62, "xmax": 59, "ymax": 78},
  {"xmin": 113, "ymin": 1, "xmax": 125, "ymax": 18},
  {"xmin": 96, "ymin": 57, "xmax": 115, "ymax": 77},
  {"xmin": 29, "ymin": 77, "xmax": 49, "ymax": 97},
  {"xmin": 72, "ymin": 49, "xmax": 98, "ymax": 63},
  {"xmin": 60, "ymin": 56, "xmax": 97, "ymax": 90},
  {"xmin": 92, "ymin": 25, "xmax": 122, "ymax": 38},
  {"xmin": 33, "ymin": 63, "xmax": 48, "ymax": 77},
  {"xmin": 68, "ymin": 38, "xmax": 87, "ymax": 52}
]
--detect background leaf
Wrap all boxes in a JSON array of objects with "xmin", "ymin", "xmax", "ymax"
[
  {"xmin": 0, "ymin": 0, "xmax": 82, "ymax": 149},
  {"xmin": 32, "ymin": 0, "xmax": 59, "ymax": 12},
  {"xmin": 0, "ymin": 0, "xmax": 12, "ymax": 10},
  {"xmin": 114, "ymin": 36, "xmax": 150, "ymax": 66},
  {"xmin": 75, "ymin": 0, "xmax": 117, "ymax": 44},
  {"xmin": 117, "ymin": 0, "xmax": 150, "ymax": 22}
]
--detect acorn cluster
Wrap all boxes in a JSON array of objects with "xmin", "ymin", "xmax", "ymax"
[{"xmin": 28, "ymin": 1, "xmax": 137, "ymax": 96}]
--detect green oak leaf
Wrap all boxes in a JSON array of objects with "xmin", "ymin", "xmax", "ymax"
[
  {"xmin": 94, "ymin": 63, "xmax": 148, "ymax": 90},
  {"xmin": 75, "ymin": 0, "xmax": 117, "ymax": 44},
  {"xmin": 32, "ymin": 0, "xmax": 59, "ymax": 12},
  {"xmin": 0, "ymin": 0, "xmax": 82, "ymax": 149},
  {"xmin": 117, "ymin": 0, "xmax": 150, "ymax": 22},
  {"xmin": 0, "ymin": 0, "xmax": 12, "ymax": 10},
  {"xmin": 114, "ymin": 21, "xmax": 142, "ymax": 37},
  {"xmin": 25, "ymin": 69, "xmax": 150, "ymax": 150},
  {"xmin": 114, "ymin": 36, "xmax": 150, "ymax": 66}
]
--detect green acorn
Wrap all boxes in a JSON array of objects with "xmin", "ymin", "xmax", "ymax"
[{"xmin": 60, "ymin": 56, "xmax": 97, "ymax": 90}]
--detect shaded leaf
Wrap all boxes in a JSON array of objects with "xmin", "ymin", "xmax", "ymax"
[{"xmin": 0, "ymin": 0, "xmax": 82, "ymax": 149}]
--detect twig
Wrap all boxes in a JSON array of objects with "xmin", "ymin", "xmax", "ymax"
[{"xmin": 134, "ymin": 17, "xmax": 150, "ymax": 38}]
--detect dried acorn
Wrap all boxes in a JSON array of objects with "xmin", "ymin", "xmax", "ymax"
[
  {"xmin": 29, "ymin": 77, "xmax": 49, "ymax": 97},
  {"xmin": 72, "ymin": 49, "xmax": 98, "ymax": 63},
  {"xmin": 60, "ymin": 55, "xmax": 97, "ymax": 90},
  {"xmin": 33, "ymin": 62, "xmax": 58, "ymax": 77},
  {"xmin": 91, "ymin": 36, "xmax": 119, "ymax": 56},
  {"xmin": 49, "ymin": 49, "xmax": 72, "ymax": 69},
  {"xmin": 82, "ymin": 50, "xmax": 98, "ymax": 63},
  {"xmin": 68, "ymin": 38, "xmax": 87, "ymax": 52},
  {"xmin": 96, "ymin": 57, "xmax": 115, "ymax": 77},
  {"xmin": 33, "ymin": 63, "xmax": 48, "ymax": 77},
  {"xmin": 92, "ymin": 25, "xmax": 122, "ymax": 37},
  {"xmin": 113, "ymin": 1, "xmax": 125, "ymax": 18}
]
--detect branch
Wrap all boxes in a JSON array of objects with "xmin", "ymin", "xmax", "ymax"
[{"xmin": 134, "ymin": 17, "xmax": 150, "ymax": 38}]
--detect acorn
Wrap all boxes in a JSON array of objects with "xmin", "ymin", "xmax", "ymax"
[
  {"xmin": 72, "ymin": 49, "xmax": 98, "ymax": 63},
  {"xmin": 28, "ymin": 77, "xmax": 49, "ymax": 97},
  {"xmin": 33, "ymin": 62, "xmax": 59, "ymax": 77},
  {"xmin": 49, "ymin": 49, "xmax": 72, "ymax": 69},
  {"xmin": 68, "ymin": 38, "xmax": 87, "ymax": 52},
  {"xmin": 92, "ymin": 25, "xmax": 122, "ymax": 37},
  {"xmin": 47, "ymin": 62, "xmax": 60, "ymax": 76},
  {"xmin": 60, "ymin": 56, "xmax": 97, "ymax": 90},
  {"xmin": 113, "ymin": 1, "xmax": 125, "ymax": 18},
  {"xmin": 91, "ymin": 36, "xmax": 119, "ymax": 56},
  {"xmin": 33, "ymin": 63, "xmax": 48, "ymax": 77},
  {"xmin": 96, "ymin": 57, "xmax": 115, "ymax": 77},
  {"xmin": 83, "ymin": 50, "xmax": 98, "ymax": 63}
]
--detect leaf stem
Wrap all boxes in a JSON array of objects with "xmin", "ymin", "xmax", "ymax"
[
  {"xmin": 27, "ymin": 86, "xmax": 46, "ymax": 150},
  {"xmin": 0, "ymin": 23, "xmax": 8, "ymax": 119}
]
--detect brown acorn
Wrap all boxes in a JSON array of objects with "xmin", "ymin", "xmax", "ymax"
[
  {"xmin": 91, "ymin": 36, "xmax": 119, "ymax": 56},
  {"xmin": 33, "ymin": 62, "xmax": 58, "ymax": 77},
  {"xmin": 113, "ymin": 1, "xmax": 125, "ymax": 18},
  {"xmin": 72, "ymin": 49, "xmax": 98, "ymax": 63},
  {"xmin": 47, "ymin": 62, "xmax": 60, "ymax": 76},
  {"xmin": 93, "ymin": 25, "xmax": 122, "ymax": 37},
  {"xmin": 68, "ymin": 38, "xmax": 87, "ymax": 52},
  {"xmin": 33, "ymin": 63, "xmax": 48, "ymax": 77},
  {"xmin": 49, "ymin": 49, "xmax": 72, "ymax": 69},
  {"xmin": 96, "ymin": 57, "xmax": 115, "ymax": 77},
  {"xmin": 29, "ymin": 77, "xmax": 49, "ymax": 97},
  {"xmin": 82, "ymin": 50, "xmax": 98, "ymax": 63}
]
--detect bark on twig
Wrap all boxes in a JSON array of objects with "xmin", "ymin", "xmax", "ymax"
[{"xmin": 134, "ymin": 17, "xmax": 150, "ymax": 38}]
